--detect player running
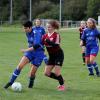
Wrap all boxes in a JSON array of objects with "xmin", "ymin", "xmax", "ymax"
[
  {"xmin": 80, "ymin": 18, "xmax": 100, "ymax": 76},
  {"xmin": 79, "ymin": 21, "xmax": 86, "ymax": 65},
  {"xmin": 33, "ymin": 18, "xmax": 48, "ymax": 64},
  {"xmin": 42, "ymin": 20, "xmax": 65, "ymax": 91},
  {"xmin": 4, "ymin": 20, "xmax": 47, "ymax": 89}
]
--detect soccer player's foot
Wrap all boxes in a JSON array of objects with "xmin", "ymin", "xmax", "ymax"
[
  {"xmin": 83, "ymin": 63, "xmax": 85, "ymax": 65},
  {"xmin": 28, "ymin": 82, "xmax": 34, "ymax": 88},
  {"xmin": 96, "ymin": 72, "xmax": 100, "ymax": 77},
  {"xmin": 4, "ymin": 82, "xmax": 12, "ymax": 89},
  {"xmin": 57, "ymin": 85, "xmax": 65, "ymax": 91},
  {"xmin": 88, "ymin": 73, "xmax": 94, "ymax": 76}
]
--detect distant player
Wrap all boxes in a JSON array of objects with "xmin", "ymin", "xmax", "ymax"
[
  {"xmin": 33, "ymin": 18, "xmax": 48, "ymax": 64},
  {"xmin": 42, "ymin": 20, "xmax": 65, "ymax": 91},
  {"xmin": 4, "ymin": 21, "xmax": 47, "ymax": 89},
  {"xmin": 80, "ymin": 18, "xmax": 100, "ymax": 76},
  {"xmin": 79, "ymin": 21, "xmax": 86, "ymax": 65}
]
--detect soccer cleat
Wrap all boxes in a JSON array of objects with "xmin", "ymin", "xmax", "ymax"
[
  {"xmin": 88, "ymin": 73, "xmax": 94, "ymax": 76},
  {"xmin": 4, "ymin": 82, "xmax": 12, "ymax": 89},
  {"xmin": 57, "ymin": 85, "xmax": 65, "ymax": 91},
  {"xmin": 96, "ymin": 72, "xmax": 100, "ymax": 77},
  {"xmin": 28, "ymin": 82, "xmax": 34, "ymax": 88}
]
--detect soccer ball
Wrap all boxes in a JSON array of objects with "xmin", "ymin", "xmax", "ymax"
[{"xmin": 11, "ymin": 82, "xmax": 22, "ymax": 92}]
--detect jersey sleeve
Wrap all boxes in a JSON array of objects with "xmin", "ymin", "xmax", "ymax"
[
  {"xmin": 55, "ymin": 34, "xmax": 60, "ymax": 44},
  {"xmin": 81, "ymin": 30, "xmax": 86, "ymax": 41},
  {"xmin": 42, "ymin": 27, "xmax": 46, "ymax": 35}
]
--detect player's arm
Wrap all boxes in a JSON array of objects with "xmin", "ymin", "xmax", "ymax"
[
  {"xmin": 45, "ymin": 34, "xmax": 60, "ymax": 47},
  {"xmin": 96, "ymin": 29, "xmax": 100, "ymax": 41},
  {"xmin": 45, "ymin": 39, "xmax": 59, "ymax": 47},
  {"xmin": 80, "ymin": 30, "xmax": 86, "ymax": 46},
  {"xmin": 21, "ymin": 44, "xmax": 41, "ymax": 53},
  {"xmin": 80, "ymin": 40, "xmax": 84, "ymax": 47},
  {"xmin": 21, "ymin": 47, "xmax": 34, "ymax": 53},
  {"xmin": 97, "ymin": 34, "xmax": 100, "ymax": 41},
  {"xmin": 33, "ymin": 32, "xmax": 43, "ymax": 49}
]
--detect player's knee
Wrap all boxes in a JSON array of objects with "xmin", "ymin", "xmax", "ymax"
[
  {"xmin": 90, "ymin": 60, "xmax": 94, "ymax": 64},
  {"xmin": 44, "ymin": 72, "xmax": 50, "ymax": 77}
]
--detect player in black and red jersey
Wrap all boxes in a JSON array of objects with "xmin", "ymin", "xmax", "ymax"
[
  {"xmin": 79, "ymin": 21, "xmax": 87, "ymax": 65},
  {"xmin": 42, "ymin": 20, "xmax": 65, "ymax": 91}
]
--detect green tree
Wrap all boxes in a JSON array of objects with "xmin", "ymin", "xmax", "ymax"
[
  {"xmin": 63, "ymin": 0, "xmax": 88, "ymax": 20},
  {"xmin": 87, "ymin": 0, "xmax": 100, "ymax": 19}
]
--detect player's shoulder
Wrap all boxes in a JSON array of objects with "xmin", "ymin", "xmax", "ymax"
[
  {"xmin": 40, "ymin": 26, "xmax": 45, "ymax": 29},
  {"xmin": 53, "ymin": 32, "xmax": 59, "ymax": 35},
  {"xmin": 84, "ymin": 27, "xmax": 89, "ymax": 32},
  {"xmin": 43, "ymin": 33, "xmax": 48, "ymax": 37}
]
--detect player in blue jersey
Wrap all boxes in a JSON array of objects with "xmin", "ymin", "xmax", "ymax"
[
  {"xmin": 80, "ymin": 18, "xmax": 100, "ymax": 76},
  {"xmin": 4, "ymin": 20, "xmax": 47, "ymax": 89},
  {"xmin": 33, "ymin": 18, "xmax": 48, "ymax": 64}
]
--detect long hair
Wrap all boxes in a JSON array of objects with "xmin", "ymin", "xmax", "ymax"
[
  {"xmin": 48, "ymin": 20, "xmax": 59, "ymax": 29},
  {"xmin": 87, "ymin": 18, "xmax": 96, "ymax": 29}
]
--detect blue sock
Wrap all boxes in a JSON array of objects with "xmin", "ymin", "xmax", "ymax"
[
  {"xmin": 87, "ymin": 64, "xmax": 94, "ymax": 74},
  {"xmin": 92, "ymin": 62, "xmax": 99, "ymax": 75},
  {"xmin": 43, "ymin": 56, "xmax": 48, "ymax": 65},
  {"xmin": 10, "ymin": 68, "xmax": 21, "ymax": 84}
]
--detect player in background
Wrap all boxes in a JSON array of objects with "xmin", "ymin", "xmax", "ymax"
[
  {"xmin": 33, "ymin": 18, "xmax": 48, "ymax": 64},
  {"xmin": 4, "ymin": 21, "xmax": 47, "ymax": 89},
  {"xmin": 80, "ymin": 18, "xmax": 100, "ymax": 76},
  {"xmin": 42, "ymin": 20, "xmax": 65, "ymax": 91},
  {"xmin": 79, "ymin": 21, "xmax": 86, "ymax": 65}
]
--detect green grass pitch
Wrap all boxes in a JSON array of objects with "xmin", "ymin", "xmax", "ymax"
[{"xmin": 0, "ymin": 27, "xmax": 100, "ymax": 100}]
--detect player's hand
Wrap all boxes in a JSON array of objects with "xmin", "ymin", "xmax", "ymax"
[
  {"xmin": 45, "ymin": 39, "xmax": 51, "ymax": 43},
  {"xmin": 21, "ymin": 49, "xmax": 27, "ymax": 53},
  {"xmin": 80, "ymin": 41, "xmax": 83, "ymax": 47}
]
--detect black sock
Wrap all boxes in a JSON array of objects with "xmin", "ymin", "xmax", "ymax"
[
  {"xmin": 49, "ymin": 73, "xmax": 64, "ymax": 85},
  {"xmin": 49, "ymin": 72, "xmax": 58, "ymax": 80},
  {"xmin": 82, "ymin": 53, "xmax": 85, "ymax": 63},
  {"xmin": 28, "ymin": 76, "xmax": 35, "ymax": 88},
  {"xmin": 57, "ymin": 75, "xmax": 64, "ymax": 85}
]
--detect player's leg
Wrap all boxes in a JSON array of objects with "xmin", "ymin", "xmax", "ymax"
[
  {"xmin": 85, "ymin": 56, "xmax": 94, "ymax": 76},
  {"xmin": 90, "ymin": 56, "xmax": 100, "ymax": 76},
  {"xmin": 54, "ymin": 65, "xmax": 65, "ymax": 91},
  {"xmin": 90, "ymin": 47, "xmax": 100, "ymax": 76},
  {"xmin": 81, "ymin": 46, "xmax": 85, "ymax": 65},
  {"xmin": 85, "ymin": 47, "xmax": 94, "ymax": 76},
  {"xmin": 44, "ymin": 65, "xmax": 54, "ymax": 77},
  {"xmin": 44, "ymin": 65, "xmax": 64, "ymax": 82},
  {"xmin": 4, "ymin": 56, "xmax": 29, "ymax": 89},
  {"xmin": 28, "ymin": 51, "xmax": 44, "ymax": 88},
  {"xmin": 28, "ymin": 64, "xmax": 38, "ymax": 88},
  {"xmin": 54, "ymin": 51, "xmax": 65, "ymax": 91},
  {"xmin": 44, "ymin": 54, "xmax": 57, "ymax": 79}
]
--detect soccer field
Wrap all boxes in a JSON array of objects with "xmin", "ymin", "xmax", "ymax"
[{"xmin": 0, "ymin": 27, "xmax": 100, "ymax": 100}]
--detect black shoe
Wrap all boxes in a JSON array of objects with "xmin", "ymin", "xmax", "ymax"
[
  {"xmin": 28, "ymin": 81, "xmax": 34, "ymax": 88},
  {"xmin": 89, "ymin": 73, "xmax": 94, "ymax": 76},
  {"xmin": 4, "ymin": 82, "xmax": 12, "ymax": 89},
  {"xmin": 28, "ymin": 83, "xmax": 34, "ymax": 88},
  {"xmin": 96, "ymin": 72, "xmax": 100, "ymax": 77},
  {"xmin": 83, "ymin": 63, "xmax": 85, "ymax": 65},
  {"xmin": 28, "ymin": 77, "xmax": 35, "ymax": 88}
]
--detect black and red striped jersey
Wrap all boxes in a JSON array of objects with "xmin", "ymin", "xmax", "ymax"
[{"xmin": 42, "ymin": 32, "xmax": 61, "ymax": 53}]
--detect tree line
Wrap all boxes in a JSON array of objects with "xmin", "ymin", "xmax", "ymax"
[{"xmin": 0, "ymin": 0, "xmax": 100, "ymax": 22}]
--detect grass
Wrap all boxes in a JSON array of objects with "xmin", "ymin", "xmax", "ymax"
[{"xmin": 0, "ymin": 27, "xmax": 100, "ymax": 100}]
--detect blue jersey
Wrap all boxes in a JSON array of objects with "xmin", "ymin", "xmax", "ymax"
[
  {"xmin": 32, "ymin": 26, "xmax": 45, "ymax": 48},
  {"xmin": 26, "ymin": 26, "xmax": 45, "ymax": 49},
  {"xmin": 25, "ymin": 26, "xmax": 48, "ymax": 67},
  {"xmin": 81, "ymin": 28, "xmax": 100, "ymax": 47}
]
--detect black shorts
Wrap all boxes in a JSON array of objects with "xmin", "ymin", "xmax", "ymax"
[{"xmin": 47, "ymin": 49, "xmax": 64, "ymax": 66}]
